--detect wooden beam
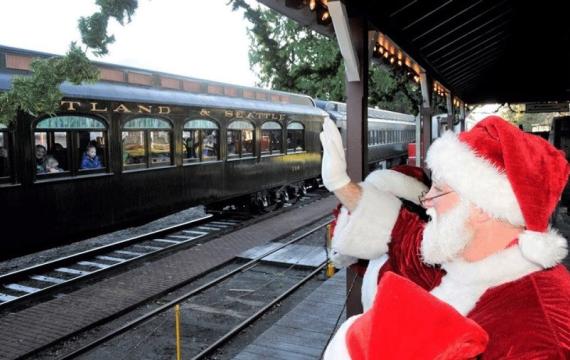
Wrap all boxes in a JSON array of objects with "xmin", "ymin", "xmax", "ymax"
[{"xmin": 345, "ymin": 15, "xmax": 368, "ymax": 318}]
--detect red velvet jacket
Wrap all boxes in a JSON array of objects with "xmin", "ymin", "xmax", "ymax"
[{"xmin": 383, "ymin": 207, "xmax": 570, "ymax": 359}]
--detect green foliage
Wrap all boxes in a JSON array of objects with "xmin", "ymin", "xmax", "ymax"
[
  {"xmin": 230, "ymin": 0, "xmax": 421, "ymax": 114},
  {"xmin": 499, "ymin": 104, "xmax": 558, "ymax": 131},
  {"xmin": 80, "ymin": 0, "xmax": 138, "ymax": 56},
  {"xmin": 0, "ymin": 44, "xmax": 99, "ymax": 124},
  {"xmin": 0, "ymin": 0, "xmax": 138, "ymax": 125}
]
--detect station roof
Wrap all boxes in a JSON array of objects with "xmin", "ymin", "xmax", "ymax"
[{"xmin": 260, "ymin": 0, "xmax": 570, "ymax": 104}]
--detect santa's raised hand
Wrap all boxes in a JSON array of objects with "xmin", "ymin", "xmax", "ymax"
[{"xmin": 319, "ymin": 117, "xmax": 351, "ymax": 192}]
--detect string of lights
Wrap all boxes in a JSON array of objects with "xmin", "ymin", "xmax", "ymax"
[{"xmin": 284, "ymin": 0, "xmax": 466, "ymax": 109}]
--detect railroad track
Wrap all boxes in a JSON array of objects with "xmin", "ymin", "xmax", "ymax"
[
  {"xmin": 56, "ymin": 219, "xmax": 333, "ymax": 360},
  {"xmin": 0, "ymin": 191, "xmax": 327, "ymax": 313}
]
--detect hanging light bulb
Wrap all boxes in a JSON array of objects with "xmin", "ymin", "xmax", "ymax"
[
  {"xmin": 390, "ymin": 56, "xmax": 395, "ymax": 64},
  {"xmin": 414, "ymin": 75, "xmax": 420, "ymax": 83},
  {"xmin": 397, "ymin": 58, "xmax": 403, "ymax": 66},
  {"xmin": 379, "ymin": 46, "xmax": 384, "ymax": 55},
  {"xmin": 383, "ymin": 51, "xmax": 389, "ymax": 59}
]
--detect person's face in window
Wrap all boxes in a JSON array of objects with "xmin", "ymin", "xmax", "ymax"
[
  {"xmin": 36, "ymin": 146, "xmax": 46, "ymax": 160},
  {"xmin": 46, "ymin": 158, "xmax": 60, "ymax": 173},
  {"xmin": 87, "ymin": 147, "xmax": 97, "ymax": 159}
]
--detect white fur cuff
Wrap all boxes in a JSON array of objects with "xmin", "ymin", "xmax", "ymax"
[
  {"xmin": 332, "ymin": 183, "xmax": 402, "ymax": 260},
  {"xmin": 364, "ymin": 169, "xmax": 428, "ymax": 205}
]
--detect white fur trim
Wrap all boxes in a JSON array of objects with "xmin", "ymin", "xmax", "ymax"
[
  {"xmin": 364, "ymin": 169, "xmax": 428, "ymax": 205},
  {"xmin": 431, "ymin": 245, "xmax": 541, "ymax": 315},
  {"xmin": 427, "ymin": 131, "xmax": 525, "ymax": 226},
  {"xmin": 361, "ymin": 255, "xmax": 388, "ymax": 311},
  {"xmin": 332, "ymin": 183, "xmax": 402, "ymax": 259},
  {"xmin": 519, "ymin": 229, "xmax": 568, "ymax": 268},
  {"xmin": 329, "ymin": 249, "xmax": 358, "ymax": 268},
  {"xmin": 323, "ymin": 315, "xmax": 361, "ymax": 360}
]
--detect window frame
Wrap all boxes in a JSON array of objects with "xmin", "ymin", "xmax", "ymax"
[
  {"xmin": 227, "ymin": 120, "xmax": 256, "ymax": 159},
  {"xmin": 183, "ymin": 118, "xmax": 220, "ymax": 164},
  {"xmin": 286, "ymin": 121, "xmax": 305, "ymax": 153},
  {"xmin": 261, "ymin": 121, "xmax": 284, "ymax": 156},
  {"xmin": 0, "ymin": 127, "xmax": 13, "ymax": 183},
  {"xmin": 122, "ymin": 117, "xmax": 174, "ymax": 171},
  {"xmin": 33, "ymin": 115, "xmax": 109, "ymax": 179}
]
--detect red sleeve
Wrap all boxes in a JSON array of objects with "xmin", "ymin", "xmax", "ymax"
[{"xmin": 379, "ymin": 207, "xmax": 445, "ymax": 291}]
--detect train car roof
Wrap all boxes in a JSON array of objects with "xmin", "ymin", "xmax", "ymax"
[
  {"xmin": 0, "ymin": 45, "xmax": 327, "ymax": 117},
  {"xmin": 315, "ymin": 99, "xmax": 415, "ymax": 123}
]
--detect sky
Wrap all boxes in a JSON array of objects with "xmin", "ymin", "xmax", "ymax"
[
  {"xmin": 0, "ymin": 0, "xmax": 500, "ymax": 124},
  {"xmin": 0, "ymin": 0, "xmax": 259, "ymax": 87}
]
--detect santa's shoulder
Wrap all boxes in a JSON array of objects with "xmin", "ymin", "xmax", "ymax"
[{"xmin": 469, "ymin": 265, "xmax": 570, "ymax": 358}]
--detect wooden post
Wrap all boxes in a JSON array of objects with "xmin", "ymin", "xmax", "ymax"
[
  {"xmin": 460, "ymin": 103, "xmax": 467, "ymax": 132},
  {"xmin": 344, "ymin": 15, "xmax": 368, "ymax": 317},
  {"xmin": 446, "ymin": 92, "xmax": 454, "ymax": 133},
  {"xmin": 419, "ymin": 71, "xmax": 433, "ymax": 167}
]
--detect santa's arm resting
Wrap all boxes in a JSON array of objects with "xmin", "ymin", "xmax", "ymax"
[{"xmin": 324, "ymin": 272, "xmax": 489, "ymax": 360}]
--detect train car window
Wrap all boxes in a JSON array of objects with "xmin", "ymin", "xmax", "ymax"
[
  {"xmin": 123, "ymin": 117, "xmax": 172, "ymax": 170},
  {"xmin": 78, "ymin": 131, "xmax": 105, "ymax": 172},
  {"xmin": 261, "ymin": 121, "xmax": 283, "ymax": 155},
  {"xmin": 227, "ymin": 120, "xmax": 255, "ymax": 159},
  {"xmin": 287, "ymin": 122, "xmax": 305, "ymax": 152},
  {"xmin": 0, "ymin": 127, "xmax": 10, "ymax": 179},
  {"xmin": 34, "ymin": 116, "xmax": 108, "ymax": 178},
  {"xmin": 122, "ymin": 131, "xmax": 146, "ymax": 169},
  {"xmin": 34, "ymin": 132, "xmax": 69, "ymax": 174},
  {"xmin": 150, "ymin": 131, "xmax": 172, "ymax": 166},
  {"xmin": 184, "ymin": 119, "xmax": 219, "ymax": 162}
]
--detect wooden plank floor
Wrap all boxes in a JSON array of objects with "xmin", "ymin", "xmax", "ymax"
[
  {"xmin": 238, "ymin": 243, "xmax": 327, "ymax": 268},
  {"xmin": 233, "ymin": 270, "xmax": 347, "ymax": 360}
]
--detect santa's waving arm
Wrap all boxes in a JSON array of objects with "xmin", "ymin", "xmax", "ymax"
[{"xmin": 320, "ymin": 117, "xmax": 428, "ymax": 261}]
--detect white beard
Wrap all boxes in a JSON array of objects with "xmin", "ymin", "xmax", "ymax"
[{"xmin": 421, "ymin": 199, "xmax": 473, "ymax": 265}]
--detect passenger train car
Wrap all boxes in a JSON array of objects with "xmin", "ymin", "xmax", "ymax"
[
  {"xmin": 0, "ymin": 46, "xmax": 326, "ymax": 257},
  {"xmin": 316, "ymin": 100, "xmax": 416, "ymax": 170},
  {"xmin": 0, "ymin": 46, "xmax": 417, "ymax": 258}
]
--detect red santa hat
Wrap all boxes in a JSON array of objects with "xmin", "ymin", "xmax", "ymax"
[
  {"xmin": 346, "ymin": 272, "xmax": 489, "ymax": 359},
  {"xmin": 426, "ymin": 115, "xmax": 569, "ymax": 268}
]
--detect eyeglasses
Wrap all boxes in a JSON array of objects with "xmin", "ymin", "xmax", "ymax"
[{"xmin": 418, "ymin": 190, "xmax": 454, "ymax": 207}]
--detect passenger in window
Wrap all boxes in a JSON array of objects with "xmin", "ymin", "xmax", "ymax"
[
  {"xmin": 0, "ymin": 147, "xmax": 8, "ymax": 177},
  {"xmin": 44, "ymin": 155, "xmax": 63, "ymax": 173},
  {"xmin": 203, "ymin": 130, "xmax": 217, "ymax": 158},
  {"xmin": 35, "ymin": 144, "xmax": 47, "ymax": 173},
  {"xmin": 52, "ymin": 143, "xmax": 68, "ymax": 170},
  {"xmin": 185, "ymin": 136, "xmax": 195, "ymax": 159},
  {"xmin": 81, "ymin": 144, "xmax": 102, "ymax": 169}
]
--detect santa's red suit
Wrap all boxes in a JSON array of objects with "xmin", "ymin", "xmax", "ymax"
[{"xmin": 325, "ymin": 117, "xmax": 570, "ymax": 359}]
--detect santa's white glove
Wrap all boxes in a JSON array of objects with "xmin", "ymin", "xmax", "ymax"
[{"xmin": 319, "ymin": 117, "xmax": 351, "ymax": 192}]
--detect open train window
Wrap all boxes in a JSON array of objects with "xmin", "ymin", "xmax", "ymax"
[
  {"xmin": 261, "ymin": 121, "xmax": 283, "ymax": 155},
  {"xmin": 122, "ymin": 117, "xmax": 172, "ymax": 170},
  {"xmin": 287, "ymin": 122, "xmax": 305, "ymax": 152},
  {"xmin": 227, "ymin": 120, "xmax": 255, "ymax": 159},
  {"xmin": 34, "ymin": 115, "xmax": 107, "ymax": 178},
  {"xmin": 183, "ymin": 119, "xmax": 219, "ymax": 163},
  {"xmin": 0, "ymin": 124, "xmax": 11, "ymax": 182}
]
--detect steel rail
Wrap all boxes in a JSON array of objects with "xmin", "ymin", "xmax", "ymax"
[
  {"xmin": 57, "ymin": 218, "xmax": 332, "ymax": 360},
  {"xmin": 193, "ymin": 262, "xmax": 327, "ymax": 359},
  {"xmin": 0, "ymin": 215, "xmax": 217, "ymax": 310}
]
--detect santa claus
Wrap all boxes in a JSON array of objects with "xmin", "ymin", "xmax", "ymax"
[{"xmin": 320, "ymin": 115, "xmax": 570, "ymax": 359}]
